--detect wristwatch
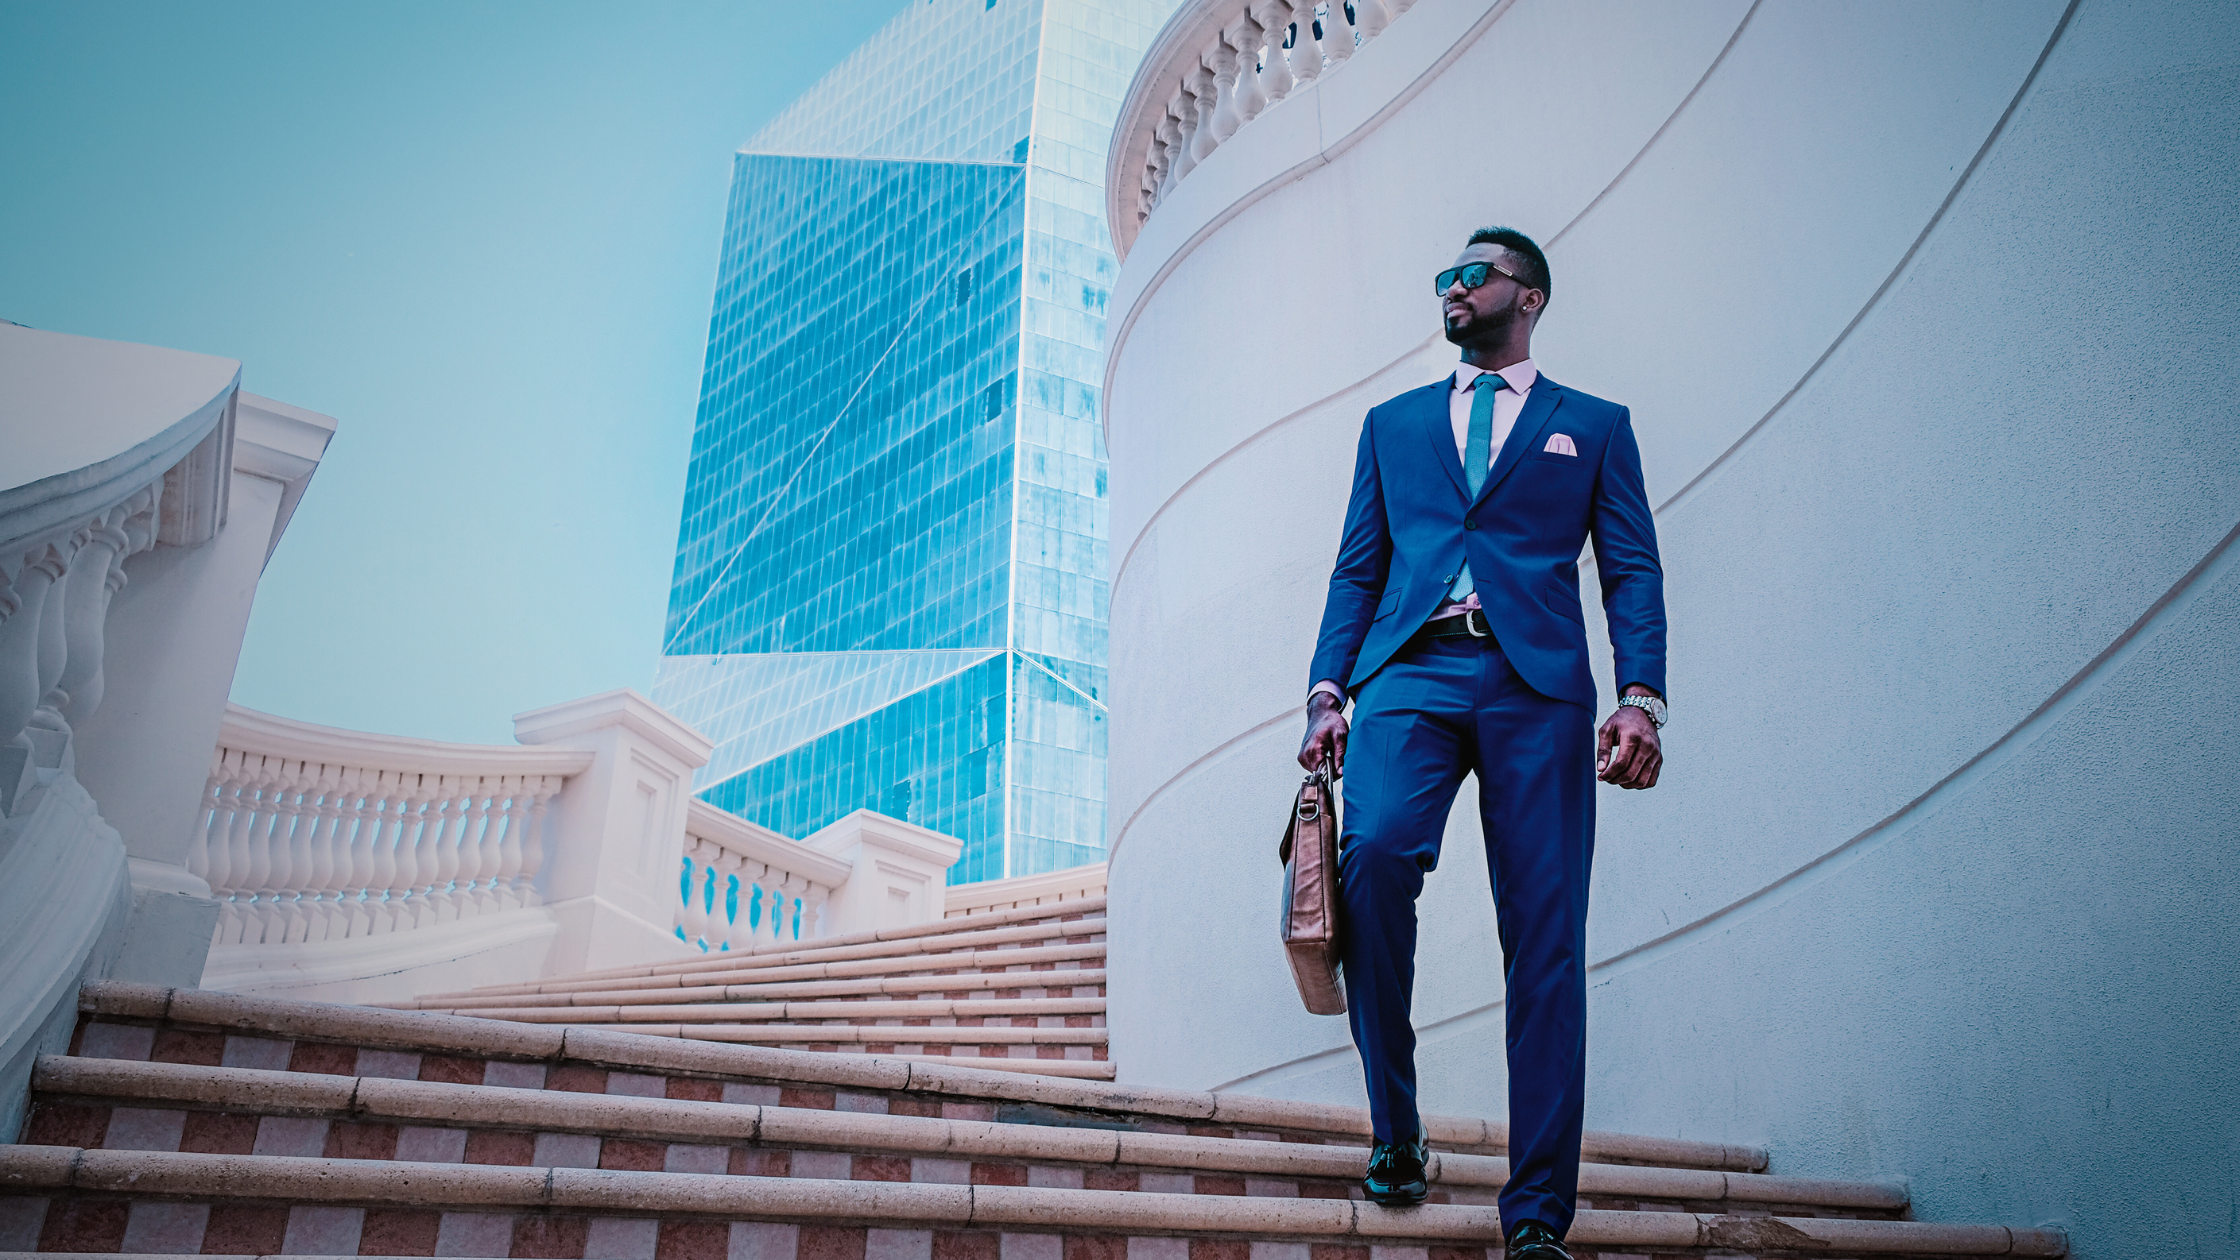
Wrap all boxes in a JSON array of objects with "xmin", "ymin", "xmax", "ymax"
[{"xmin": 1618, "ymin": 694, "xmax": 1667, "ymax": 729}]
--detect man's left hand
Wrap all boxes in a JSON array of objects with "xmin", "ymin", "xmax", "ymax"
[{"xmin": 1596, "ymin": 697, "xmax": 1662, "ymax": 789}]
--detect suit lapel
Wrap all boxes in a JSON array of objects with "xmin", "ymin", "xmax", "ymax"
[
  {"xmin": 1416, "ymin": 375, "xmax": 1469, "ymax": 501},
  {"xmin": 1473, "ymin": 378, "xmax": 1565, "ymax": 509}
]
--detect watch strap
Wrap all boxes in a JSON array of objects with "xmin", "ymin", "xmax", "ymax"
[{"xmin": 1618, "ymin": 694, "xmax": 1667, "ymax": 728}]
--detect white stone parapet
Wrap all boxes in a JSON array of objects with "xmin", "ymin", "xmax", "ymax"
[
  {"xmin": 193, "ymin": 687, "xmax": 1100, "ymax": 998},
  {"xmin": 197, "ymin": 689, "xmax": 720, "ymax": 1000},
  {"xmin": 803, "ymin": 810, "xmax": 963, "ymax": 940},
  {"xmin": 1096, "ymin": 2, "xmax": 2240, "ymax": 1253},
  {"xmin": 676, "ymin": 797, "xmax": 850, "ymax": 953},
  {"xmin": 0, "ymin": 322, "xmax": 334, "ymax": 1139},
  {"xmin": 0, "ymin": 327, "xmax": 232, "ymax": 817},
  {"xmin": 192, "ymin": 704, "xmax": 594, "ymax": 951},
  {"xmin": 1107, "ymin": 0, "xmax": 1417, "ymax": 255}
]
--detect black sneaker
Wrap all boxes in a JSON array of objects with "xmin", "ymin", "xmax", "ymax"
[
  {"xmin": 1503, "ymin": 1220, "xmax": 1571, "ymax": 1259},
  {"xmin": 1362, "ymin": 1133, "xmax": 1430, "ymax": 1205}
]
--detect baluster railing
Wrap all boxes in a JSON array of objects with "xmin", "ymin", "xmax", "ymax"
[
  {"xmin": 677, "ymin": 851, "xmax": 713, "ymax": 950},
  {"xmin": 1108, "ymin": 0, "xmax": 1418, "ymax": 253},
  {"xmin": 197, "ymin": 707, "xmax": 592, "ymax": 948},
  {"xmin": 1230, "ymin": 8, "xmax": 1272, "ymax": 128},
  {"xmin": 675, "ymin": 797, "xmax": 850, "ymax": 951},
  {"xmin": 453, "ymin": 779, "xmax": 497, "ymax": 918},
  {"xmin": 195, "ymin": 693, "xmax": 976, "ymax": 985},
  {"xmin": 707, "ymin": 848, "xmax": 745, "ymax": 952},
  {"xmin": 334, "ymin": 766, "xmax": 382, "ymax": 938},
  {"xmin": 1317, "ymin": 1, "xmax": 1356, "ymax": 69}
]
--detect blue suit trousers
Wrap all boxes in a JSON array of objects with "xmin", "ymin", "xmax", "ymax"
[{"xmin": 1337, "ymin": 634, "xmax": 1594, "ymax": 1234}]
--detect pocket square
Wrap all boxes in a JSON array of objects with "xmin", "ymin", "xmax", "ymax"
[{"xmin": 1544, "ymin": 433, "xmax": 1578, "ymax": 456}]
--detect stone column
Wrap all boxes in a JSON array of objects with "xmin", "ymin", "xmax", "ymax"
[
  {"xmin": 514, "ymin": 688, "xmax": 713, "ymax": 976},
  {"xmin": 804, "ymin": 810, "xmax": 963, "ymax": 937}
]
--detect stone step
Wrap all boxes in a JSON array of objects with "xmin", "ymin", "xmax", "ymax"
[
  {"xmin": 22, "ymin": 1057, "xmax": 1910, "ymax": 1217},
  {"xmin": 860, "ymin": 1056, "xmax": 1116, "ymax": 1081},
  {"xmin": 425, "ymin": 997, "xmax": 1106, "ymax": 1025},
  {"xmin": 440, "ymin": 912, "xmax": 1108, "ymax": 999},
  {"xmin": 391, "ymin": 971, "xmax": 1109, "ymax": 1010},
  {"xmin": 0, "ymin": 1147, "xmax": 2069, "ymax": 1258},
  {"xmin": 532, "ymin": 1023, "xmax": 1105, "ymax": 1047},
  {"xmin": 711, "ymin": 899, "xmax": 1108, "ymax": 961},
  {"xmin": 74, "ymin": 983, "xmax": 1764, "ymax": 1172},
  {"xmin": 742, "ymin": 898, "xmax": 1106, "ymax": 952},
  {"xmin": 542, "ymin": 898, "xmax": 1113, "ymax": 990},
  {"xmin": 401, "ymin": 943, "xmax": 1108, "ymax": 1004}
]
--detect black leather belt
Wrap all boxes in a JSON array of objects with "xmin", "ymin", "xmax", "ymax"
[{"xmin": 1420, "ymin": 609, "xmax": 1494, "ymax": 639}]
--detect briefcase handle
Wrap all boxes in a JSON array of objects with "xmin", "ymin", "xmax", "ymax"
[{"xmin": 1279, "ymin": 767, "xmax": 1333, "ymax": 865}]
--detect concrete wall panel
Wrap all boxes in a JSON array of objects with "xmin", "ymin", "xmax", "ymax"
[{"xmin": 1104, "ymin": 0, "xmax": 2240, "ymax": 1253}]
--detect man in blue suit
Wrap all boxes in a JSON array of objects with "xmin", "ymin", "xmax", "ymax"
[{"xmin": 1299, "ymin": 227, "xmax": 1667, "ymax": 1260}]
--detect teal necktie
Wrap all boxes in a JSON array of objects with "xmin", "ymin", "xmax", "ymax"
[{"xmin": 1447, "ymin": 374, "xmax": 1504, "ymax": 605}]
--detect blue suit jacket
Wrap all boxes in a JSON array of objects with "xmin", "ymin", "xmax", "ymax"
[{"xmin": 1309, "ymin": 373, "xmax": 1666, "ymax": 710}]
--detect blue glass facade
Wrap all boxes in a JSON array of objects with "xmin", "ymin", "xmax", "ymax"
[{"xmin": 659, "ymin": 0, "xmax": 1177, "ymax": 883}]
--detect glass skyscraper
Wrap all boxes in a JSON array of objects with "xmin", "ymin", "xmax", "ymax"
[{"xmin": 656, "ymin": 0, "xmax": 1178, "ymax": 884}]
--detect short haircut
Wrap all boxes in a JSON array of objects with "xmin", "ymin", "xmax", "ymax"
[{"xmin": 1466, "ymin": 226, "xmax": 1551, "ymax": 309}]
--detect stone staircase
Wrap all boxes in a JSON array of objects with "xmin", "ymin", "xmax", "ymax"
[
  {"xmin": 383, "ymin": 898, "xmax": 1114, "ymax": 1081},
  {"xmin": 0, "ymin": 981, "xmax": 2065, "ymax": 1258}
]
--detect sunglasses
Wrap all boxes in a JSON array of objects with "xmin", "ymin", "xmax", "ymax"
[{"xmin": 1434, "ymin": 260, "xmax": 1527, "ymax": 296}]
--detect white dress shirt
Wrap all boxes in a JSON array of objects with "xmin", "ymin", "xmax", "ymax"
[
  {"xmin": 1309, "ymin": 360, "xmax": 1539, "ymax": 704},
  {"xmin": 1450, "ymin": 358, "xmax": 1538, "ymax": 474}
]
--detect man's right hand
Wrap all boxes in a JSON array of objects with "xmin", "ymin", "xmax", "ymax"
[{"xmin": 1299, "ymin": 691, "xmax": 1350, "ymax": 776}]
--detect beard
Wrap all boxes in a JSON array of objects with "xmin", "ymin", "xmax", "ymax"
[{"xmin": 1444, "ymin": 289, "xmax": 1523, "ymax": 347}]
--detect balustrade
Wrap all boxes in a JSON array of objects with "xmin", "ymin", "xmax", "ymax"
[
  {"xmin": 0, "ymin": 416, "xmax": 198, "ymax": 819},
  {"xmin": 1110, "ymin": 0, "xmax": 1420, "ymax": 253},
  {"xmin": 191, "ymin": 707, "xmax": 590, "ymax": 949},
  {"xmin": 673, "ymin": 798, "xmax": 848, "ymax": 952}
]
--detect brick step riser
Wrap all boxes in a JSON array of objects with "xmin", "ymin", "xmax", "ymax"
[
  {"xmin": 417, "ymin": 1037, "xmax": 1109, "ymax": 1064},
  {"xmin": 437, "ymin": 1006, "xmax": 1109, "ymax": 1027},
  {"xmin": 17, "ymin": 1099, "xmax": 1902, "ymax": 1222},
  {"xmin": 408, "ymin": 977, "xmax": 1112, "ymax": 1010},
  {"xmin": 58, "ymin": 1019, "xmax": 1706, "ymax": 1163},
  {"xmin": 458, "ymin": 1015, "xmax": 1109, "ymax": 1032},
  {"xmin": 426, "ymin": 948, "xmax": 1111, "ymax": 1003},
  {"xmin": 690, "ymin": 916, "xmax": 1108, "ymax": 968},
  {"xmin": 70, "ymin": 988, "xmax": 1771, "ymax": 1175},
  {"xmin": 24, "ymin": 1061, "xmax": 1908, "ymax": 1219},
  {"xmin": 734, "ymin": 905, "xmax": 1108, "ymax": 955},
  {"xmin": 79, "ymin": 1020, "xmax": 1107, "ymax": 1068},
  {"xmin": 523, "ymin": 901, "xmax": 1111, "ymax": 988},
  {"xmin": 424, "ymin": 1027, "xmax": 1111, "ymax": 1063},
  {"xmin": 0, "ymin": 1196, "xmax": 1926, "ymax": 1260},
  {"xmin": 519, "ymin": 926, "xmax": 1112, "ymax": 991},
  {"xmin": 61, "ymin": 1025, "xmax": 1349, "ymax": 1151}
]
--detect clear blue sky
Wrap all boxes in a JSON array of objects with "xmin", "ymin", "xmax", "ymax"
[{"xmin": 0, "ymin": 0, "xmax": 900, "ymax": 744}]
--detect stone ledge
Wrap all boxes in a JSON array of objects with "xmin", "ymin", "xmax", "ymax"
[
  {"xmin": 76, "ymin": 985, "xmax": 1759, "ymax": 1171},
  {"xmin": 0, "ymin": 1148, "xmax": 2065, "ymax": 1255},
  {"xmin": 26, "ymin": 1057, "xmax": 1904, "ymax": 1211},
  {"xmin": 414, "ymin": 942, "xmax": 1108, "ymax": 1002},
  {"xmin": 390, "ymin": 970, "xmax": 1110, "ymax": 1010}
]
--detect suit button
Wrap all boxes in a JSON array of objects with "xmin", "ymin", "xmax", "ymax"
[
  {"xmin": 1465, "ymin": 519, "xmax": 1478, "ymax": 530},
  {"xmin": 1443, "ymin": 575, "xmax": 1455, "ymax": 583}
]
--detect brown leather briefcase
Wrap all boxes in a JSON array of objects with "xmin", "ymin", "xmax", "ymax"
[{"xmin": 1278, "ymin": 768, "xmax": 1346, "ymax": 1015}]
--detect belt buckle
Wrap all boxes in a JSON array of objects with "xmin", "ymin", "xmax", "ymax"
[{"xmin": 1465, "ymin": 609, "xmax": 1490, "ymax": 638}]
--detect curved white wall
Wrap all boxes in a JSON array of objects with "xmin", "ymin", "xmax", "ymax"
[{"xmin": 1102, "ymin": 0, "xmax": 2240, "ymax": 1254}]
